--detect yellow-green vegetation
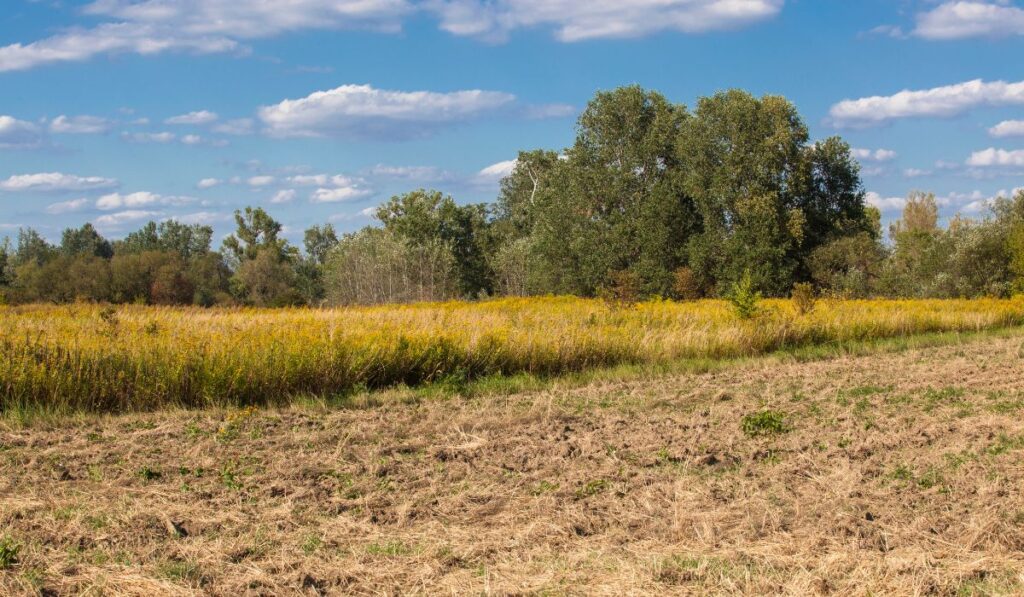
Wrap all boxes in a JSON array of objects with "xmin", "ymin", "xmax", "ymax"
[{"xmin": 2, "ymin": 296, "xmax": 1023, "ymax": 414}]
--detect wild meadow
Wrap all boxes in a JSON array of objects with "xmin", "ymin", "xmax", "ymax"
[{"xmin": 2, "ymin": 296, "xmax": 1023, "ymax": 415}]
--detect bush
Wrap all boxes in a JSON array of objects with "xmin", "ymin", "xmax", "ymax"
[
  {"xmin": 599, "ymin": 269, "xmax": 643, "ymax": 305},
  {"xmin": 727, "ymin": 271, "xmax": 761, "ymax": 320},
  {"xmin": 672, "ymin": 267, "xmax": 701, "ymax": 301},
  {"xmin": 741, "ymin": 410, "xmax": 789, "ymax": 437},
  {"xmin": 0, "ymin": 535, "xmax": 19, "ymax": 569},
  {"xmin": 791, "ymin": 282, "xmax": 816, "ymax": 315}
]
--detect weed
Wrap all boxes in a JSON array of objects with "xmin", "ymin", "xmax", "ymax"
[
  {"xmin": 741, "ymin": 410, "xmax": 789, "ymax": 437},
  {"xmin": 137, "ymin": 466, "xmax": 162, "ymax": 481},
  {"xmin": 0, "ymin": 535, "xmax": 20, "ymax": 569},
  {"xmin": 575, "ymin": 479, "xmax": 608, "ymax": 499}
]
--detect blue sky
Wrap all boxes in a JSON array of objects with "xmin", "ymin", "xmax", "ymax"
[{"xmin": 2, "ymin": 0, "xmax": 1024, "ymax": 245}]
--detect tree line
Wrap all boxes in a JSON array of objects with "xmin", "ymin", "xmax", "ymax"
[{"xmin": 2, "ymin": 86, "xmax": 1023, "ymax": 307}]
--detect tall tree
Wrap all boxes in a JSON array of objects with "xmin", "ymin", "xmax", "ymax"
[
  {"xmin": 60, "ymin": 223, "xmax": 113, "ymax": 259},
  {"xmin": 303, "ymin": 224, "xmax": 339, "ymax": 266},
  {"xmin": 528, "ymin": 85, "xmax": 695, "ymax": 295},
  {"xmin": 222, "ymin": 207, "xmax": 290, "ymax": 265}
]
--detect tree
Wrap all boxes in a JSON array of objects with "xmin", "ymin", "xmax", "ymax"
[
  {"xmin": 13, "ymin": 228, "xmax": 56, "ymax": 267},
  {"xmin": 678, "ymin": 91, "xmax": 811, "ymax": 295},
  {"xmin": 0, "ymin": 237, "xmax": 10, "ymax": 289},
  {"xmin": 233, "ymin": 249, "xmax": 301, "ymax": 307},
  {"xmin": 187, "ymin": 253, "xmax": 232, "ymax": 306},
  {"xmin": 303, "ymin": 224, "xmax": 338, "ymax": 266},
  {"xmin": 808, "ymin": 233, "xmax": 887, "ymax": 297},
  {"xmin": 117, "ymin": 220, "xmax": 213, "ymax": 260},
  {"xmin": 60, "ymin": 223, "xmax": 113, "ymax": 259},
  {"xmin": 889, "ymin": 191, "xmax": 938, "ymax": 237},
  {"xmin": 376, "ymin": 190, "xmax": 494, "ymax": 296},
  {"xmin": 527, "ymin": 85, "xmax": 694, "ymax": 296},
  {"xmin": 222, "ymin": 207, "xmax": 290, "ymax": 265},
  {"xmin": 323, "ymin": 228, "xmax": 457, "ymax": 305}
]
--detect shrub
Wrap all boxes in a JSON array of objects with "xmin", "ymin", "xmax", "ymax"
[
  {"xmin": 791, "ymin": 282, "xmax": 816, "ymax": 315},
  {"xmin": 741, "ymin": 410, "xmax": 789, "ymax": 437},
  {"xmin": 599, "ymin": 269, "xmax": 643, "ymax": 306},
  {"xmin": 0, "ymin": 535, "xmax": 20, "ymax": 569},
  {"xmin": 672, "ymin": 267, "xmax": 701, "ymax": 301},
  {"xmin": 727, "ymin": 271, "xmax": 761, "ymax": 320}
]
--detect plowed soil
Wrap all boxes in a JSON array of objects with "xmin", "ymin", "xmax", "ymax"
[{"xmin": 3, "ymin": 333, "xmax": 1024, "ymax": 595}]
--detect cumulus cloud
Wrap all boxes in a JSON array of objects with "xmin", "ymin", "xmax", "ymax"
[
  {"xmin": 0, "ymin": 116, "xmax": 44, "ymax": 149},
  {"xmin": 989, "ymin": 119, "xmax": 1024, "ymax": 138},
  {"xmin": 865, "ymin": 191, "xmax": 906, "ymax": 212},
  {"xmin": 829, "ymin": 78, "xmax": 1024, "ymax": 128},
  {"xmin": 913, "ymin": 1, "xmax": 1024, "ymax": 40},
  {"xmin": 197, "ymin": 177, "xmax": 221, "ymax": 189},
  {"xmin": 121, "ymin": 131, "xmax": 177, "ymax": 143},
  {"xmin": 310, "ymin": 186, "xmax": 372, "ymax": 203},
  {"xmin": 477, "ymin": 159, "xmax": 517, "ymax": 180},
  {"xmin": 247, "ymin": 175, "xmax": 275, "ymax": 187},
  {"xmin": 45, "ymin": 198, "xmax": 91, "ymax": 214},
  {"xmin": 0, "ymin": 172, "xmax": 118, "ymax": 192},
  {"xmin": 431, "ymin": 0, "xmax": 784, "ymax": 42},
  {"xmin": 852, "ymin": 148, "xmax": 897, "ymax": 162},
  {"xmin": 258, "ymin": 84, "xmax": 516, "ymax": 139},
  {"xmin": 903, "ymin": 168, "xmax": 933, "ymax": 178},
  {"xmin": 0, "ymin": 1, "xmax": 782, "ymax": 72},
  {"xmin": 0, "ymin": 22, "xmax": 240, "ymax": 73},
  {"xmin": 165, "ymin": 110, "xmax": 219, "ymax": 125},
  {"xmin": 95, "ymin": 191, "xmax": 195, "ymax": 210},
  {"xmin": 94, "ymin": 209, "xmax": 164, "ymax": 227},
  {"xmin": 212, "ymin": 118, "xmax": 255, "ymax": 135},
  {"xmin": 367, "ymin": 164, "xmax": 455, "ymax": 182},
  {"xmin": 49, "ymin": 115, "xmax": 112, "ymax": 134},
  {"xmin": 966, "ymin": 147, "xmax": 1024, "ymax": 167},
  {"xmin": 270, "ymin": 189, "xmax": 298, "ymax": 204}
]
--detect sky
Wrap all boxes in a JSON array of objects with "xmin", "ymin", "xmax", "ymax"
[{"xmin": 2, "ymin": 0, "xmax": 1024, "ymax": 245}]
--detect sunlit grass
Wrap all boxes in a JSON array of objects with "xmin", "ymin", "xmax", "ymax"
[{"xmin": 1, "ymin": 296, "xmax": 1022, "ymax": 415}]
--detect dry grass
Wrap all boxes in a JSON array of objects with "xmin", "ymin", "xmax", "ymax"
[
  {"xmin": 3, "ymin": 296, "xmax": 1024, "ymax": 414},
  {"xmin": 3, "ymin": 331, "xmax": 1024, "ymax": 595}
]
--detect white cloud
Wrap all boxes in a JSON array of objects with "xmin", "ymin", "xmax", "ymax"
[
  {"xmin": 94, "ymin": 209, "xmax": 164, "ymax": 227},
  {"xmin": 0, "ymin": 116, "xmax": 44, "ymax": 149},
  {"xmin": 165, "ymin": 110, "xmax": 219, "ymax": 125},
  {"xmin": 258, "ymin": 84, "xmax": 516, "ymax": 139},
  {"xmin": 45, "ymin": 198, "xmax": 91, "ymax": 214},
  {"xmin": 367, "ymin": 164, "xmax": 455, "ymax": 181},
  {"xmin": 270, "ymin": 189, "xmax": 298, "ymax": 204},
  {"xmin": 431, "ymin": 0, "xmax": 784, "ymax": 42},
  {"xmin": 247, "ymin": 175, "xmax": 275, "ymax": 187},
  {"xmin": 865, "ymin": 191, "xmax": 906, "ymax": 212},
  {"xmin": 197, "ymin": 177, "xmax": 221, "ymax": 189},
  {"xmin": 989, "ymin": 119, "xmax": 1024, "ymax": 138},
  {"xmin": 966, "ymin": 147, "xmax": 1024, "ymax": 167},
  {"xmin": 852, "ymin": 148, "xmax": 897, "ymax": 162},
  {"xmin": 122, "ymin": 131, "xmax": 177, "ymax": 143},
  {"xmin": 0, "ymin": 172, "xmax": 118, "ymax": 192},
  {"xmin": 0, "ymin": 22, "xmax": 240, "ymax": 73},
  {"xmin": 95, "ymin": 191, "xmax": 195, "ymax": 210},
  {"xmin": 0, "ymin": 1, "xmax": 782, "ymax": 72},
  {"xmin": 903, "ymin": 168, "xmax": 932, "ymax": 178},
  {"xmin": 174, "ymin": 211, "xmax": 230, "ymax": 225},
  {"xmin": 310, "ymin": 183, "xmax": 372, "ymax": 203},
  {"xmin": 287, "ymin": 173, "xmax": 366, "ymax": 187},
  {"xmin": 49, "ymin": 114, "xmax": 112, "ymax": 134},
  {"xmin": 477, "ymin": 159, "xmax": 517, "ymax": 180},
  {"xmin": 829, "ymin": 78, "xmax": 1024, "ymax": 128},
  {"xmin": 212, "ymin": 118, "xmax": 255, "ymax": 135},
  {"xmin": 914, "ymin": 1, "xmax": 1024, "ymax": 40}
]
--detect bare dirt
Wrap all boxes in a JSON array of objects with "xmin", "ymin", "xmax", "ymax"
[{"xmin": 2, "ymin": 333, "xmax": 1024, "ymax": 595}]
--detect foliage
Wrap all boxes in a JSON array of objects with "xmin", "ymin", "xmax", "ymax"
[
  {"xmin": 0, "ymin": 535, "xmax": 19, "ymax": 569},
  {"xmin": 323, "ymin": 227, "xmax": 458, "ymax": 305},
  {"xmin": 791, "ymin": 282, "xmax": 816, "ymax": 315},
  {"xmin": 672, "ymin": 267, "xmax": 702, "ymax": 301},
  {"xmin": 741, "ymin": 410, "xmax": 789, "ymax": 437},
  {"xmin": 727, "ymin": 271, "xmax": 762, "ymax": 320}
]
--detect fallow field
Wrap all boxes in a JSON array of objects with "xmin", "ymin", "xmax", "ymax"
[{"xmin": 1, "ymin": 297, "xmax": 1024, "ymax": 595}]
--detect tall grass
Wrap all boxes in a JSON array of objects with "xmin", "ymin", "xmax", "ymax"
[{"xmin": 2, "ymin": 296, "xmax": 1022, "ymax": 414}]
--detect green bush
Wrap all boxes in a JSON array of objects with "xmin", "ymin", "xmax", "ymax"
[
  {"xmin": 727, "ymin": 271, "xmax": 762, "ymax": 320},
  {"xmin": 741, "ymin": 410, "xmax": 789, "ymax": 437}
]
